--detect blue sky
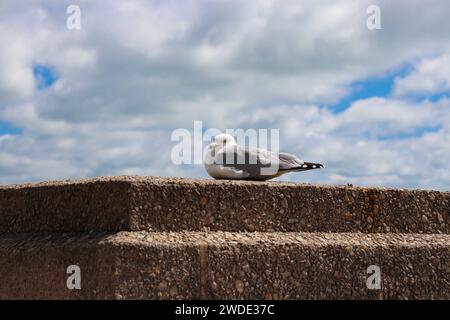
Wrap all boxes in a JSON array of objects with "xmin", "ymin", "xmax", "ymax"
[
  {"xmin": 0, "ymin": 64, "xmax": 57, "ymax": 135},
  {"xmin": 1, "ymin": 0, "xmax": 450, "ymax": 190},
  {"xmin": 327, "ymin": 64, "xmax": 413, "ymax": 113},
  {"xmin": 0, "ymin": 62, "xmax": 432, "ymax": 135},
  {"xmin": 33, "ymin": 64, "xmax": 58, "ymax": 90},
  {"xmin": 0, "ymin": 121, "xmax": 21, "ymax": 135}
]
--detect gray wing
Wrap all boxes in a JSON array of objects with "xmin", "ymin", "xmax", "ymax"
[
  {"xmin": 278, "ymin": 152, "xmax": 304, "ymax": 170},
  {"xmin": 278, "ymin": 152, "xmax": 324, "ymax": 172},
  {"xmin": 216, "ymin": 145, "xmax": 280, "ymax": 180}
]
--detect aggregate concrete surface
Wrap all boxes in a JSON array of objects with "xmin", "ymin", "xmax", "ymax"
[
  {"xmin": 1, "ymin": 232, "xmax": 449, "ymax": 299},
  {"xmin": 1, "ymin": 176, "xmax": 448, "ymax": 233},
  {"xmin": 0, "ymin": 176, "xmax": 449, "ymax": 299}
]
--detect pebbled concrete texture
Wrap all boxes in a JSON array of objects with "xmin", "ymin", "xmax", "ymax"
[
  {"xmin": 0, "ymin": 176, "xmax": 449, "ymax": 299},
  {"xmin": 0, "ymin": 232, "xmax": 117, "ymax": 299},
  {"xmin": 0, "ymin": 232, "xmax": 449, "ymax": 299},
  {"xmin": 0, "ymin": 177, "xmax": 133, "ymax": 233},
  {"xmin": 0, "ymin": 176, "xmax": 448, "ymax": 233}
]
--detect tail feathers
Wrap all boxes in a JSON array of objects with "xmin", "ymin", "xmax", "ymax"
[{"xmin": 286, "ymin": 161, "xmax": 324, "ymax": 172}]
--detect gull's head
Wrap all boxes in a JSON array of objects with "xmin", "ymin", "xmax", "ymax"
[{"xmin": 213, "ymin": 133, "xmax": 236, "ymax": 147}]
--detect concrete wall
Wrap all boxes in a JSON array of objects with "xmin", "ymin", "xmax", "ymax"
[{"xmin": 0, "ymin": 176, "xmax": 449, "ymax": 299}]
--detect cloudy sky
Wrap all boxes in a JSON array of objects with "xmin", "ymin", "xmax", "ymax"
[{"xmin": 1, "ymin": 0, "xmax": 450, "ymax": 190}]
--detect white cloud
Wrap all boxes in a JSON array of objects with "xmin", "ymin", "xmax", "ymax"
[
  {"xmin": 394, "ymin": 54, "xmax": 450, "ymax": 97},
  {"xmin": 326, "ymin": 97, "xmax": 446, "ymax": 137},
  {"xmin": 1, "ymin": 0, "xmax": 450, "ymax": 190},
  {"xmin": 0, "ymin": 27, "xmax": 35, "ymax": 99}
]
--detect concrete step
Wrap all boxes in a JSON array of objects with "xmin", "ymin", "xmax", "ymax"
[
  {"xmin": 1, "ymin": 176, "xmax": 448, "ymax": 233},
  {"xmin": 1, "ymin": 231, "xmax": 449, "ymax": 299}
]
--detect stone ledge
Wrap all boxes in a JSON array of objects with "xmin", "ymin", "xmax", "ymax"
[
  {"xmin": 1, "ymin": 231, "xmax": 449, "ymax": 299},
  {"xmin": 1, "ymin": 176, "xmax": 448, "ymax": 233}
]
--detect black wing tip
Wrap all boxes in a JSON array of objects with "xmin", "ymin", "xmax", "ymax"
[
  {"xmin": 303, "ymin": 162, "xmax": 325, "ymax": 169},
  {"xmin": 280, "ymin": 162, "xmax": 325, "ymax": 172}
]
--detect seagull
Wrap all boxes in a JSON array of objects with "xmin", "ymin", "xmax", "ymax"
[{"xmin": 204, "ymin": 133, "xmax": 324, "ymax": 181}]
